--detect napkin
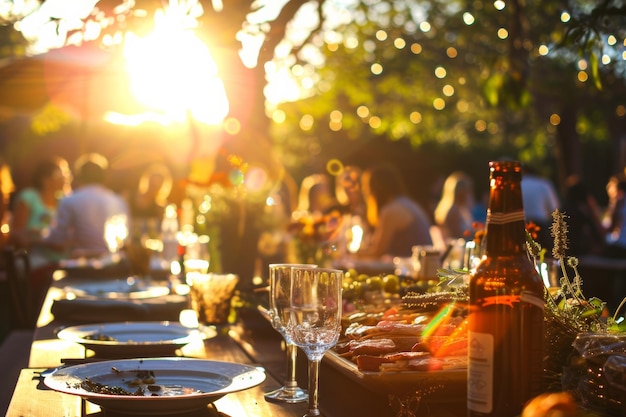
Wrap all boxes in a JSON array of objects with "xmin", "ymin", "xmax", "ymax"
[{"xmin": 51, "ymin": 294, "xmax": 189, "ymax": 323}]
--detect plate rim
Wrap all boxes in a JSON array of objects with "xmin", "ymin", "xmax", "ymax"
[
  {"xmin": 43, "ymin": 357, "xmax": 266, "ymax": 404},
  {"xmin": 63, "ymin": 279, "xmax": 171, "ymax": 300},
  {"xmin": 56, "ymin": 321, "xmax": 213, "ymax": 347}
]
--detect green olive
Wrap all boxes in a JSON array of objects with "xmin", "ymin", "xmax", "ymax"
[
  {"xmin": 383, "ymin": 274, "xmax": 400, "ymax": 293},
  {"xmin": 366, "ymin": 276, "xmax": 383, "ymax": 291}
]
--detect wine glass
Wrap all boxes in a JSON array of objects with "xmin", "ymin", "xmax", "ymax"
[
  {"xmin": 264, "ymin": 263, "xmax": 316, "ymax": 403},
  {"xmin": 287, "ymin": 267, "xmax": 343, "ymax": 417}
]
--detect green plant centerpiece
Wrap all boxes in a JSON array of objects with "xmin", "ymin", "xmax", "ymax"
[{"xmin": 537, "ymin": 210, "xmax": 626, "ymax": 414}]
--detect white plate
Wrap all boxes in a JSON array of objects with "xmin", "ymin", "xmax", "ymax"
[
  {"xmin": 56, "ymin": 322, "xmax": 215, "ymax": 357},
  {"xmin": 63, "ymin": 278, "xmax": 170, "ymax": 300},
  {"xmin": 44, "ymin": 358, "xmax": 266, "ymax": 415}
]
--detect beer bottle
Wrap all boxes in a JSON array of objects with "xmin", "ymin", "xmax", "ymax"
[{"xmin": 467, "ymin": 161, "xmax": 544, "ymax": 417}]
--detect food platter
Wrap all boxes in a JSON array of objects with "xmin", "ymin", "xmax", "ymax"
[
  {"xmin": 56, "ymin": 322, "xmax": 215, "ymax": 357},
  {"xmin": 63, "ymin": 278, "xmax": 170, "ymax": 300},
  {"xmin": 43, "ymin": 358, "xmax": 266, "ymax": 415},
  {"xmin": 325, "ymin": 350, "xmax": 466, "ymax": 401},
  {"xmin": 331, "ymin": 285, "xmax": 469, "ymax": 404}
]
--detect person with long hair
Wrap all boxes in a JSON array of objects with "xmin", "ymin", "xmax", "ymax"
[
  {"xmin": 359, "ymin": 163, "xmax": 432, "ymax": 259},
  {"xmin": 433, "ymin": 171, "xmax": 476, "ymax": 241}
]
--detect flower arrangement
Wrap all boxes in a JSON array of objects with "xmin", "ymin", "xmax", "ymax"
[
  {"xmin": 286, "ymin": 210, "xmax": 343, "ymax": 266},
  {"xmin": 183, "ymin": 148, "xmax": 276, "ymax": 274}
]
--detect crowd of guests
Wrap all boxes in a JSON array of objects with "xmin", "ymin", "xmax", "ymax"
[
  {"xmin": 284, "ymin": 162, "xmax": 626, "ymax": 265},
  {"xmin": 0, "ymin": 153, "xmax": 172, "ymax": 312},
  {"xmin": 3, "ymin": 152, "xmax": 626, "ymax": 315}
]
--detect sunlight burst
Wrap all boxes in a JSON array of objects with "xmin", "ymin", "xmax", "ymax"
[{"xmin": 111, "ymin": 6, "xmax": 229, "ymax": 126}]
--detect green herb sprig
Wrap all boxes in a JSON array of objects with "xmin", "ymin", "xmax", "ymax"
[{"xmin": 546, "ymin": 209, "xmax": 625, "ymax": 333}]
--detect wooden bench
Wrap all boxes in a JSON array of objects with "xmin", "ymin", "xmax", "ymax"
[
  {"xmin": 577, "ymin": 255, "xmax": 626, "ymax": 313},
  {"xmin": 0, "ymin": 329, "xmax": 34, "ymax": 416}
]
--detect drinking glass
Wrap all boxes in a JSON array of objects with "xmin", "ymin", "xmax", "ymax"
[
  {"xmin": 264, "ymin": 263, "xmax": 316, "ymax": 403},
  {"xmin": 287, "ymin": 267, "xmax": 343, "ymax": 417}
]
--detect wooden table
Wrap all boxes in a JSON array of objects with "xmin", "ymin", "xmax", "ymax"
[
  {"xmin": 5, "ymin": 271, "xmax": 469, "ymax": 417},
  {"xmin": 5, "ymin": 273, "xmax": 311, "ymax": 417}
]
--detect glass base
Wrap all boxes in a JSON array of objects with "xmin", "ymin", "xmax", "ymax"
[{"xmin": 264, "ymin": 386, "xmax": 308, "ymax": 404}]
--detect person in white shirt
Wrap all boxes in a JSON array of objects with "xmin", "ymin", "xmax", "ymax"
[
  {"xmin": 45, "ymin": 153, "xmax": 129, "ymax": 258},
  {"xmin": 521, "ymin": 164, "xmax": 560, "ymax": 250}
]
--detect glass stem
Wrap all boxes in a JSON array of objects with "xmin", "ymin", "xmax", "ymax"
[
  {"xmin": 285, "ymin": 342, "xmax": 298, "ymax": 388},
  {"xmin": 306, "ymin": 359, "xmax": 321, "ymax": 417}
]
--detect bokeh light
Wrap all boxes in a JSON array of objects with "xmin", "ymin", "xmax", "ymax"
[{"xmin": 326, "ymin": 159, "xmax": 344, "ymax": 176}]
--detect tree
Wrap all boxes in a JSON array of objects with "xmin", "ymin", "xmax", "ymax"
[
  {"xmin": 1, "ymin": 0, "xmax": 624, "ymax": 176},
  {"xmin": 268, "ymin": 0, "xmax": 626, "ymax": 194}
]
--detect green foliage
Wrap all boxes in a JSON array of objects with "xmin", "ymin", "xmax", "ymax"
[{"xmin": 2, "ymin": 0, "xmax": 625, "ymax": 181}]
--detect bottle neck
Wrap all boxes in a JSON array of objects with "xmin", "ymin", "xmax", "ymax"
[{"xmin": 484, "ymin": 161, "xmax": 528, "ymax": 256}]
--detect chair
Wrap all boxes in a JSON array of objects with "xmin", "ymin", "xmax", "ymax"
[{"xmin": 3, "ymin": 246, "xmax": 35, "ymax": 329}]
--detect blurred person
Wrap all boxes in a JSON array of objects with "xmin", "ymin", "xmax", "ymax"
[
  {"xmin": 358, "ymin": 163, "xmax": 432, "ymax": 259},
  {"xmin": 44, "ymin": 153, "xmax": 129, "ymax": 258},
  {"xmin": 603, "ymin": 175, "xmax": 626, "ymax": 258},
  {"xmin": 335, "ymin": 165, "xmax": 366, "ymax": 219},
  {"xmin": 521, "ymin": 164, "xmax": 560, "ymax": 250},
  {"xmin": 10, "ymin": 157, "xmax": 70, "ymax": 256},
  {"xmin": 602, "ymin": 172, "xmax": 626, "ymax": 233},
  {"xmin": 0, "ymin": 159, "xmax": 15, "ymax": 253},
  {"xmin": 130, "ymin": 163, "xmax": 172, "ymax": 220},
  {"xmin": 433, "ymin": 171, "xmax": 476, "ymax": 240},
  {"xmin": 129, "ymin": 163, "xmax": 173, "ymax": 238},
  {"xmin": 9, "ymin": 157, "xmax": 70, "ymax": 310},
  {"xmin": 292, "ymin": 173, "xmax": 339, "ymax": 220},
  {"xmin": 561, "ymin": 175, "xmax": 605, "ymax": 256}
]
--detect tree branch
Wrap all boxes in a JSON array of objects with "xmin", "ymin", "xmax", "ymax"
[{"xmin": 257, "ymin": 0, "xmax": 311, "ymax": 63}]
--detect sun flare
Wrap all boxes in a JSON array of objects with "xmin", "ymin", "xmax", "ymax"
[{"xmin": 108, "ymin": 7, "xmax": 229, "ymax": 126}]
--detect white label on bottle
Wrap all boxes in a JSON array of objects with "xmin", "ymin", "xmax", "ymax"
[
  {"xmin": 486, "ymin": 210, "xmax": 525, "ymax": 224},
  {"xmin": 468, "ymin": 331, "xmax": 493, "ymax": 413}
]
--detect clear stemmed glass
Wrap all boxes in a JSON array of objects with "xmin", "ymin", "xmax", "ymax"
[
  {"xmin": 264, "ymin": 263, "xmax": 316, "ymax": 403},
  {"xmin": 287, "ymin": 267, "xmax": 343, "ymax": 417}
]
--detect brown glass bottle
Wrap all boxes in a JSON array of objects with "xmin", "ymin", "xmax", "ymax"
[{"xmin": 467, "ymin": 161, "xmax": 544, "ymax": 417}]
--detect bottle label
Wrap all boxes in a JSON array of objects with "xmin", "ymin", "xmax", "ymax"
[
  {"xmin": 486, "ymin": 210, "xmax": 525, "ymax": 225},
  {"xmin": 468, "ymin": 331, "xmax": 494, "ymax": 413}
]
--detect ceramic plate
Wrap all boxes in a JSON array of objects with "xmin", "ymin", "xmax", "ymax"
[
  {"xmin": 44, "ymin": 358, "xmax": 266, "ymax": 415},
  {"xmin": 56, "ymin": 322, "xmax": 215, "ymax": 357},
  {"xmin": 63, "ymin": 278, "xmax": 170, "ymax": 300}
]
